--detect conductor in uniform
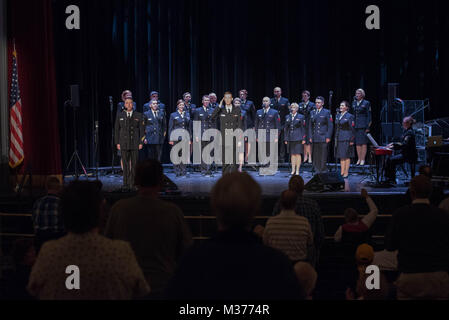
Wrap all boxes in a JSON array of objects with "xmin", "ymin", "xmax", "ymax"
[
  {"xmin": 211, "ymin": 92, "xmax": 242, "ymax": 175},
  {"xmin": 256, "ymin": 97, "xmax": 281, "ymax": 174},
  {"xmin": 309, "ymin": 96, "xmax": 333, "ymax": 173},
  {"xmin": 115, "ymin": 97, "xmax": 146, "ymax": 191},
  {"xmin": 144, "ymin": 99, "xmax": 166, "ymax": 161},
  {"xmin": 193, "ymin": 95, "xmax": 216, "ymax": 176},
  {"xmin": 117, "ymin": 90, "xmax": 136, "ymax": 118}
]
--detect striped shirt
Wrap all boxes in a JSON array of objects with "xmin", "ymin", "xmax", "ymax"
[{"xmin": 263, "ymin": 210, "xmax": 313, "ymax": 262}]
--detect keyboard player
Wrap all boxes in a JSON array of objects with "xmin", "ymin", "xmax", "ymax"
[{"xmin": 384, "ymin": 116, "xmax": 418, "ymax": 184}]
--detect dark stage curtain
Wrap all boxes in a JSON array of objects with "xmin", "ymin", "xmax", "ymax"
[
  {"xmin": 7, "ymin": 0, "xmax": 61, "ymax": 180},
  {"xmin": 51, "ymin": 0, "xmax": 449, "ymax": 167}
]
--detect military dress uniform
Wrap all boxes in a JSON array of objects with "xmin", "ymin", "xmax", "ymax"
[
  {"xmin": 193, "ymin": 105, "xmax": 217, "ymax": 175},
  {"xmin": 115, "ymin": 110, "xmax": 146, "ymax": 189},
  {"xmin": 284, "ymin": 113, "xmax": 307, "ymax": 155},
  {"xmin": 255, "ymin": 108, "xmax": 281, "ymax": 169},
  {"xmin": 240, "ymin": 99, "xmax": 256, "ymax": 130},
  {"xmin": 334, "ymin": 112, "xmax": 355, "ymax": 159},
  {"xmin": 211, "ymin": 104, "xmax": 242, "ymax": 175},
  {"xmin": 309, "ymin": 108, "xmax": 334, "ymax": 173},
  {"xmin": 385, "ymin": 127, "xmax": 417, "ymax": 182},
  {"xmin": 143, "ymin": 100, "xmax": 166, "ymax": 113},
  {"xmin": 144, "ymin": 108, "xmax": 167, "ymax": 161},
  {"xmin": 116, "ymin": 101, "xmax": 136, "ymax": 119},
  {"xmin": 270, "ymin": 97, "xmax": 290, "ymax": 163},
  {"xmin": 169, "ymin": 111, "xmax": 191, "ymax": 177},
  {"xmin": 116, "ymin": 102, "xmax": 137, "ymax": 159},
  {"xmin": 351, "ymin": 99, "xmax": 372, "ymax": 145},
  {"xmin": 299, "ymin": 101, "xmax": 315, "ymax": 146},
  {"xmin": 183, "ymin": 103, "xmax": 197, "ymax": 119}
]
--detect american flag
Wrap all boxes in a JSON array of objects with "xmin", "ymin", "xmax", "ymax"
[{"xmin": 9, "ymin": 45, "xmax": 24, "ymax": 168}]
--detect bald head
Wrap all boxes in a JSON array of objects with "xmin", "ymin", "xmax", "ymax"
[
  {"xmin": 211, "ymin": 173, "xmax": 262, "ymax": 231},
  {"xmin": 410, "ymin": 175, "xmax": 433, "ymax": 200}
]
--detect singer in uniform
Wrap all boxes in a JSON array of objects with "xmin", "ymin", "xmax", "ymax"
[
  {"xmin": 299, "ymin": 90, "xmax": 315, "ymax": 164},
  {"xmin": 309, "ymin": 96, "xmax": 333, "ymax": 173},
  {"xmin": 169, "ymin": 100, "xmax": 192, "ymax": 177},
  {"xmin": 284, "ymin": 103, "xmax": 307, "ymax": 176},
  {"xmin": 144, "ymin": 99, "xmax": 166, "ymax": 162},
  {"xmin": 270, "ymin": 87, "xmax": 290, "ymax": 163},
  {"xmin": 351, "ymin": 89, "xmax": 372, "ymax": 166},
  {"xmin": 193, "ymin": 95, "xmax": 217, "ymax": 176},
  {"xmin": 115, "ymin": 97, "xmax": 145, "ymax": 191},
  {"xmin": 334, "ymin": 101, "xmax": 355, "ymax": 178},
  {"xmin": 256, "ymin": 97, "xmax": 281, "ymax": 174}
]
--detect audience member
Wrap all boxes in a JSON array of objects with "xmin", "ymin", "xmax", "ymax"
[
  {"xmin": 293, "ymin": 262, "xmax": 317, "ymax": 300},
  {"xmin": 264, "ymin": 190, "xmax": 314, "ymax": 264},
  {"xmin": 272, "ymin": 176, "xmax": 324, "ymax": 267},
  {"xmin": 32, "ymin": 177, "xmax": 66, "ymax": 252},
  {"xmin": 28, "ymin": 181, "xmax": 149, "ymax": 300},
  {"xmin": 166, "ymin": 173, "xmax": 305, "ymax": 300},
  {"xmin": 334, "ymin": 189, "xmax": 378, "ymax": 244},
  {"xmin": 438, "ymin": 197, "xmax": 449, "ymax": 214},
  {"xmin": 405, "ymin": 165, "xmax": 445, "ymax": 206},
  {"xmin": 386, "ymin": 175, "xmax": 449, "ymax": 300},
  {"xmin": 105, "ymin": 160, "xmax": 193, "ymax": 298},
  {"xmin": 346, "ymin": 244, "xmax": 391, "ymax": 300},
  {"xmin": 0, "ymin": 239, "xmax": 36, "ymax": 300}
]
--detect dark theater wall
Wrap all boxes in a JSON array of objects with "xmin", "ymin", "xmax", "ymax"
[{"xmin": 50, "ymin": 0, "xmax": 449, "ymax": 167}]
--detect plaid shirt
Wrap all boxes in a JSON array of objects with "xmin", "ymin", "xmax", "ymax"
[
  {"xmin": 32, "ymin": 194, "xmax": 64, "ymax": 233},
  {"xmin": 272, "ymin": 196, "xmax": 325, "ymax": 250}
]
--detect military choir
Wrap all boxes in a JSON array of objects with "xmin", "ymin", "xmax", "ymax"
[{"xmin": 115, "ymin": 88, "xmax": 400, "ymax": 189}]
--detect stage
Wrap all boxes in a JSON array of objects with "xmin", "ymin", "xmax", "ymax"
[{"xmin": 79, "ymin": 162, "xmax": 412, "ymax": 197}]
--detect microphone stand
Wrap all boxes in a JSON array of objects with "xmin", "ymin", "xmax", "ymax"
[
  {"xmin": 334, "ymin": 111, "xmax": 340, "ymax": 174},
  {"xmin": 109, "ymin": 97, "xmax": 116, "ymax": 174}
]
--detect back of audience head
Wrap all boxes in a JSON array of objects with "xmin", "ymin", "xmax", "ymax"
[
  {"xmin": 60, "ymin": 181, "xmax": 104, "ymax": 234},
  {"xmin": 410, "ymin": 175, "xmax": 432, "ymax": 201},
  {"xmin": 418, "ymin": 165, "xmax": 432, "ymax": 179},
  {"xmin": 46, "ymin": 177, "xmax": 62, "ymax": 195},
  {"xmin": 211, "ymin": 172, "xmax": 261, "ymax": 231},
  {"xmin": 135, "ymin": 160, "xmax": 163, "ymax": 191},
  {"xmin": 288, "ymin": 175, "xmax": 305, "ymax": 195},
  {"xmin": 280, "ymin": 190, "xmax": 298, "ymax": 211}
]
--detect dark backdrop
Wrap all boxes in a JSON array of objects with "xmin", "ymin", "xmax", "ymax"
[{"xmin": 52, "ymin": 0, "xmax": 449, "ymax": 168}]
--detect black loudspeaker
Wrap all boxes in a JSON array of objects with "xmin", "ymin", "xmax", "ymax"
[
  {"xmin": 70, "ymin": 85, "xmax": 80, "ymax": 108},
  {"xmin": 160, "ymin": 174, "xmax": 181, "ymax": 195},
  {"xmin": 305, "ymin": 172, "xmax": 345, "ymax": 192}
]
